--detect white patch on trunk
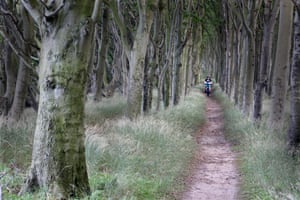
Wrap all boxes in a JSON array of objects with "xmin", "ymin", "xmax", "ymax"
[{"xmin": 54, "ymin": 88, "xmax": 64, "ymax": 99}]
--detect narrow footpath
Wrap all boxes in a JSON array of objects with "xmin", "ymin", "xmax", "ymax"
[{"xmin": 180, "ymin": 97, "xmax": 240, "ymax": 200}]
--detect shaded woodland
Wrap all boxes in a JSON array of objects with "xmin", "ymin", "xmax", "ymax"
[{"xmin": 0, "ymin": 0, "xmax": 299, "ymax": 199}]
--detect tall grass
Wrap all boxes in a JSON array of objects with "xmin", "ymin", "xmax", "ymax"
[
  {"xmin": 85, "ymin": 89, "xmax": 206, "ymax": 199},
  {"xmin": 0, "ymin": 109, "xmax": 36, "ymax": 199},
  {"xmin": 1, "ymin": 89, "xmax": 206, "ymax": 199},
  {"xmin": 214, "ymin": 87, "xmax": 300, "ymax": 200}
]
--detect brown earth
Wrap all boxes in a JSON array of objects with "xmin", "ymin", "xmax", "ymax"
[{"xmin": 178, "ymin": 97, "xmax": 240, "ymax": 200}]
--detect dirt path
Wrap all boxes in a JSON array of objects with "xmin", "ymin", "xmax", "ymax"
[{"xmin": 180, "ymin": 97, "xmax": 240, "ymax": 200}]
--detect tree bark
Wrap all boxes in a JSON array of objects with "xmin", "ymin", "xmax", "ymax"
[
  {"xmin": 2, "ymin": 43, "xmax": 17, "ymax": 115},
  {"xmin": 268, "ymin": 0, "xmax": 293, "ymax": 127},
  {"xmin": 288, "ymin": 2, "xmax": 300, "ymax": 154},
  {"xmin": 94, "ymin": 7, "xmax": 110, "ymax": 102},
  {"xmin": 253, "ymin": 0, "xmax": 279, "ymax": 120},
  {"xmin": 9, "ymin": 5, "xmax": 33, "ymax": 120},
  {"xmin": 20, "ymin": 1, "xmax": 100, "ymax": 198}
]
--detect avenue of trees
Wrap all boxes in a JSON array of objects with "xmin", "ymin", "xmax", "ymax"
[{"xmin": 0, "ymin": 0, "xmax": 299, "ymax": 198}]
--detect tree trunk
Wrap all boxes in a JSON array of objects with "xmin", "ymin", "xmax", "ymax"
[
  {"xmin": 20, "ymin": 1, "xmax": 99, "ymax": 198},
  {"xmin": 94, "ymin": 8, "xmax": 110, "ymax": 101},
  {"xmin": 253, "ymin": 0, "xmax": 279, "ymax": 120},
  {"xmin": 288, "ymin": 4, "xmax": 300, "ymax": 154},
  {"xmin": 126, "ymin": 1, "xmax": 157, "ymax": 119},
  {"xmin": 2, "ymin": 43, "xmax": 17, "ymax": 115},
  {"xmin": 242, "ymin": 0, "xmax": 262, "ymax": 115},
  {"xmin": 9, "ymin": 6, "xmax": 33, "ymax": 120},
  {"xmin": 268, "ymin": 0, "xmax": 293, "ymax": 127}
]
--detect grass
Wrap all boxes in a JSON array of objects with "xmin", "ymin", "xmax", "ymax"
[
  {"xmin": 213, "ymin": 87, "xmax": 300, "ymax": 200},
  {"xmin": 85, "ymin": 89, "xmax": 206, "ymax": 199},
  {"xmin": 0, "ymin": 89, "xmax": 206, "ymax": 199}
]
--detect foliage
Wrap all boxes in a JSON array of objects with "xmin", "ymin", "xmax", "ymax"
[{"xmin": 214, "ymin": 87, "xmax": 300, "ymax": 200}]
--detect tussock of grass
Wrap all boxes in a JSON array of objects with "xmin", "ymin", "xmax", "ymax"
[{"xmin": 214, "ymin": 87, "xmax": 300, "ymax": 200}]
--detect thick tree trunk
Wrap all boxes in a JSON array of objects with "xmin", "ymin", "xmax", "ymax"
[
  {"xmin": 288, "ymin": 5, "xmax": 300, "ymax": 154},
  {"xmin": 268, "ymin": 0, "xmax": 293, "ymax": 127},
  {"xmin": 126, "ymin": 2, "xmax": 157, "ymax": 119},
  {"xmin": 127, "ymin": 34, "xmax": 150, "ymax": 118},
  {"xmin": 20, "ymin": 1, "xmax": 98, "ymax": 198}
]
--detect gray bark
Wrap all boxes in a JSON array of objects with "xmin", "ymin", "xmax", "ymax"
[
  {"xmin": 94, "ymin": 7, "xmax": 110, "ymax": 101},
  {"xmin": 288, "ymin": 2, "xmax": 300, "ymax": 153},
  {"xmin": 268, "ymin": 0, "xmax": 293, "ymax": 127},
  {"xmin": 20, "ymin": 1, "xmax": 101, "ymax": 198},
  {"xmin": 9, "ymin": 5, "xmax": 33, "ymax": 120},
  {"xmin": 253, "ymin": 0, "xmax": 279, "ymax": 120}
]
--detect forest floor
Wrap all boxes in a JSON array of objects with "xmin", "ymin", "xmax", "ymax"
[{"xmin": 178, "ymin": 96, "xmax": 240, "ymax": 200}]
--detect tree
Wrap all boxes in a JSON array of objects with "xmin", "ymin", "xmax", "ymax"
[
  {"xmin": 268, "ymin": 0, "xmax": 293, "ymax": 127},
  {"xmin": 253, "ymin": 0, "xmax": 280, "ymax": 120},
  {"xmin": 288, "ymin": 0, "xmax": 300, "ymax": 154},
  {"xmin": 238, "ymin": 0, "xmax": 263, "ymax": 115},
  {"xmin": 107, "ymin": 0, "xmax": 159, "ymax": 119},
  {"xmin": 19, "ymin": 0, "xmax": 101, "ymax": 198},
  {"xmin": 94, "ymin": 7, "xmax": 110, "ymax": 101},
  {"xmin": 9, "ymin": 5, "xmax": 34, "ymax": 120}
]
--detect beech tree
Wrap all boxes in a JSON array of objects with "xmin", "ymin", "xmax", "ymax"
[
  {"xmin": 268, "ymin": 0, "xmax": 293, "ymax": 127},
  {"xmin": 19, "ymin": 0, "xmax": 101, "ymax": 198},
  {"xmin": 288, "ymin": 0, "xmax": 300, "ymax": 154},
  {"xmin": 253, "ymin": 0, "xmax": 280, "ymax": 120},
  {"xmin": 107, "ymin": 0, "xmax": 159, "ymax": 119}
]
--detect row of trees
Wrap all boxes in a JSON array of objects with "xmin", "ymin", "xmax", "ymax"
[
  {"xmin": 0, "ymin": 0, "xmax": 215, "ymax": 199},
  {"xmin": 207, "ymin": 0, "xmax": 299, "ymax": 153},
  {"xmin": 1, "ymin": 0, "xmax": 299, "ymax": 198}
]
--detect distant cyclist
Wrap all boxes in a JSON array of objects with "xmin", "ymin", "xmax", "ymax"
[{"xmin": 204, "ymin": 76, "xmax": 213, "ymax": 96}]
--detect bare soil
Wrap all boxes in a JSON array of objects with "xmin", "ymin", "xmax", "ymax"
[{"xmin": 179, "ymin": 97, "xmax": 240, "ymax": 200}]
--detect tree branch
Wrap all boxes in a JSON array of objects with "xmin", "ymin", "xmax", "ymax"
[
  {"xmin": 21, "ymin": 0, "xmax": 42, "ymax": 24},
  {"xmin": 0, "ymin": 29, "xmax": 34, "ymax": 70},
  {"xmin": 290, "ymin": 0, "xmax": 300, "ymax": 12},
  {"xmin": 92, "ymin": 0, "xmax": 103, "ymax": 21},
  {"xmin": 106, "ymin": 0, "xmax": 131, "ymax": 55},
  {"xmin": 44, "ymin": 0, "xmax": 65, "ymax": 18}
]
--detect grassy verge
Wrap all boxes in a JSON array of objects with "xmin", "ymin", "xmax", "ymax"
[
  {"xmin": 0, "ymin": 89, "xmax": 206, "ymax": 199},
  {"xmin": 213, "ymin": 87, "xmax": 300, "ymax": 200},
  {"xmin": 85, "ymin": 89, "xmax": 206, "ymax": 199}
]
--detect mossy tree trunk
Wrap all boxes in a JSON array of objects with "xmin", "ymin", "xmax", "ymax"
[{"xmin": 20, "ymin": 0, "xmax": 101, "ymax": 198}]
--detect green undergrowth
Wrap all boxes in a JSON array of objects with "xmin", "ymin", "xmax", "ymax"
[
  {"xmin": 0, "ymin": 89, "xmax": 206, "ymax": 199},
  {"xmin": 214, "ymin": 87, "xmax": 300, "ymax": 200},
  {"xmin": 0, "ymin": 109, "xmax": 36, "ymax": 199},
  {"xmin": 85, "ymin": 89, "xmax": 206, "ymax": 199}
]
